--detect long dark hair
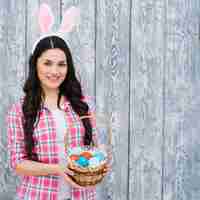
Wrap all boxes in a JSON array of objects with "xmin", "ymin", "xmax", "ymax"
[{"xmin": 22, "ymin": 36, "xmax": 93, "ymax": 161}]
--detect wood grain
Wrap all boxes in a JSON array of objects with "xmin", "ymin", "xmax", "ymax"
[
  {"xmin": 163, "ymin": 1, "xmax": 200, "ymax": 200},
  {"xmin": 96, "ymin": 0, "xmax": 130, "ymax": 199},
  {"xmin": 129, "ymin": 0, "xmax": 165, "ymax": 199},
  {"xmin": 0, "ymin": 0, "xmax": 26, "ymax": 197}
]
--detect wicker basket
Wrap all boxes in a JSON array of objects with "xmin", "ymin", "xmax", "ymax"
[
  {"xmin": 65, "ymin": 114, "xmax": 111, "ymax": 186},
  {"xmin": 67, "ymin": 157, "xmax": 107, "ymax": 186}
]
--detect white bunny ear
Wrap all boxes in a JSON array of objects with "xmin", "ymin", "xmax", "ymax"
[
  {"xmin": 59, "ymin": 6, "xmax": 80, "ymax": 33},
  {"xmin": 38, "ymin": 3, "xmax": 54, "ymax": 33}
]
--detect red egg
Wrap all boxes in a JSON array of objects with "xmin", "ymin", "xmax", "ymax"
[
  {"xmin": 80, "ymin": 151, "xmax": 93, "ymax": 159},
  {"xmin": 69, "ymin": 154, "xmax": 79, "ymax": 161}
]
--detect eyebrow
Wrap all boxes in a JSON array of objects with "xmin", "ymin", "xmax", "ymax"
[{"xmin": 43, "ymin": 59, "xmax": 67, "ymax": 63}]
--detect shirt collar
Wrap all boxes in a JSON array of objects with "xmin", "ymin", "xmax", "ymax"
[{"xmin": 41, "ymin": 96, "xmax": 70, "ymax": 112}]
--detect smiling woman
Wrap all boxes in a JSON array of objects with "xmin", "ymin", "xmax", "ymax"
[
  {"xmin": 6, "ymin": 35, "xmax": 108, "ymax": 200},
  {"xmin": 36, "ymin": 48, "xmax": 68, "ymax": 98}
]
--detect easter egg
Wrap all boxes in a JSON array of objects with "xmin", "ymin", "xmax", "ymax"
[
  {"xmin": 80, "ymin": 151, "xmax": 93, "ymax": 159},
  {"xmin": 89, "ymin": 157, "xmax": 100, "ymax": 168},
  {"xmin": 93, "ymin": 152, "xmax": 105, "ymax": 162},
  {"xmin": 76, "ymin": 156, "xmax": 89, "ymax": 167},
  {"xmin": 69, "ymin": 154, "xmax": 79, "ymax": 161}
]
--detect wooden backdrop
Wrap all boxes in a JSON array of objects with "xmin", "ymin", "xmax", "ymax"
[{"xmin": 0, "ymin": 0, "xmax": 199, "ymax": 199}]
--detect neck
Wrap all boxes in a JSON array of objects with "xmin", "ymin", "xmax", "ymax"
[
  {"xmin": 43, "ymin": 89, "xmax": 60, "ymax": 109},
  {"xmin": 45, "ymin": 89, "xmax": 59, "ymax": 99}
]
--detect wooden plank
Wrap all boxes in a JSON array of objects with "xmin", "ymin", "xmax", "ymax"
[
  {"xmin": 0, "ymin": 0, "xmax": 10, "ymax": 194},
  {"xmin": 163, "ymin": 1, "xmax": 200, "ymax": 200},
  {"xmin": 0, "ymin": 0, "xmax": 26, "ymax": 197},
  {"xmin": 61, "ymin": 0, "xmax": 95, "ymax": 97},
  {"xmin": 129, "ymin": 0, "xmax": 165, "ymax": 199},
  {"xmin": 96, "ymin": 0, "xmax": 130, "ymax": 199}
]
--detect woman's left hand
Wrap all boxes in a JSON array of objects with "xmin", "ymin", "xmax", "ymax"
[{"xmin": 98, "ymin": 144, "xmax": 113, "ymax": 177}]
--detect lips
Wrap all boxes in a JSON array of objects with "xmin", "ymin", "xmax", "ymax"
[{"xmin": 46, "ymin": 76, "xmax": 61, "ymax": 82}]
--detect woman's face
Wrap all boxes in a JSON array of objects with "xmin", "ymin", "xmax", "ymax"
[{"xmin": 36, "ymin": 48, "xmax": 68, "ymax": 93}]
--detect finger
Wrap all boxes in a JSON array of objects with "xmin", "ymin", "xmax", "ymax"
[
  {"xmin": 64, "ymin": 168, "xmax": 74, "ymax": 176},
  {"xmin": 104, "ymin": 159, "xmax": 112, "ymax": 168},
  {"xmin": 102, "ymin": 170, "xmax": 110, "ymax": 177},
  {"xmin": 107, "ymin": 162, "xmax": 112, "ymax": 168},
  {"xmin": 106, "ymin": 157, "xmax": 113, "ymax": 166},
  {"xmin": 63, "ymin": 173, "xmax": 84, "ymax": 189},
  {"xmin": 103, "ymin": 167, "xmax": 111, "ymax": 173},
  {"xmin": 104, "ymin": 166, "xmax": 111, "ymax": 172}
]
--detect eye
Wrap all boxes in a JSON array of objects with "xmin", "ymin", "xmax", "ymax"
[
  {"xmin": 44, "ymin": 61, "xmax": 52, "ymax": 66},
  {"xmin": 58, "ymin": 63, "xmax": 67, "ymax": 67}
]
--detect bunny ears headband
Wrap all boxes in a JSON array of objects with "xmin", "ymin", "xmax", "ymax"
[{"xmin": 31, "ymin": 3, "xmax": 80, "ymax": 54}]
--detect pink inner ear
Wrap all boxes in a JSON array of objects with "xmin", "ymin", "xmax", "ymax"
[
  {"xmin": 38, "ymin": 3, "xmax": 54, "ymax": 33},
  {"xmin": 59, "ymin": 6, "xmax": 80, "ymax": 33}
]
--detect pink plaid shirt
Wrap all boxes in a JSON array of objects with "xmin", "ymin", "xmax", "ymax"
[{"xmin": 7, "ymin": 96, "xmax": 97, "ymax": 200}]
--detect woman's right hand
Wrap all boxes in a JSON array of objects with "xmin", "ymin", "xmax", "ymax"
[{"xmin": 58, "ymin": 165, "xmax": 84, "ymax": 189}]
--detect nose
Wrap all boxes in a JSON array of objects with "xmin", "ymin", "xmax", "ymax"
[{"xmin": 50, "ymin": 65, "xmax": 59, "ymax": 75}]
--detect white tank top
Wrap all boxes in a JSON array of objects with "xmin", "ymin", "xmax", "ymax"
[
  {"xmin": 51, "ymin": 108, "xmax": 67, "ymax": 160},
  {"xmin": 51, "ymin": 108, "xmax": 71, "ymax": 200}
]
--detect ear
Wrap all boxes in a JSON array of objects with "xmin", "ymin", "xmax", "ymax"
[
  {"xmin": 59, "ymin": 6, "xmax": 80, "ymax": 33},
  {"xmin": 38, "ymin": 3, "xmax": 54, "ymax": 33}
]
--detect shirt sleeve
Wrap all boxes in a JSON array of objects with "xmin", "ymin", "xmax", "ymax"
[{"xmin": 6, "ymin": 103, "xmax": 27, "ymax": 170}]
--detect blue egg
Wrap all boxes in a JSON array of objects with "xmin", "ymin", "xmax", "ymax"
[
  {"xmin": 93, "ymin": 152, "xmax": 105, "ymax": 162},
  {"xmin": 76, "ymin": 156, "xmax": 89, "ymax": 167}
]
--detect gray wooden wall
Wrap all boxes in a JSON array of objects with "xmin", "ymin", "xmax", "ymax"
[{"xmin": 0, "ymin": 0, "xmax": 200, "ymax": 200}]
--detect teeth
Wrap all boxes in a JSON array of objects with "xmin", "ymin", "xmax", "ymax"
[
  {"xmin": 47, "ymin": 77, "xmax": 59, "ymax": 80},
  {"xmin": 47, "ymin": 76, "xmax": 59, "ymax": 78}
]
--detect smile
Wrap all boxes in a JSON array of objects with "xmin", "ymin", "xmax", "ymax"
[{"xmin": 46, "ymin": 76, "xmax": 61, "ymax": 81}]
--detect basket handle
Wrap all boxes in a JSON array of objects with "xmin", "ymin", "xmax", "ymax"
[
  {"xmin": 64, "ymin": 114, "xmax": 95, "ymax": 152},
  {"xmin": 80, "ymin": 113, "xmax": 112, "ymax": 146},
  {"xmin": 64, "ymin": 114, "xmax": 112, "ymax": 152}
]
